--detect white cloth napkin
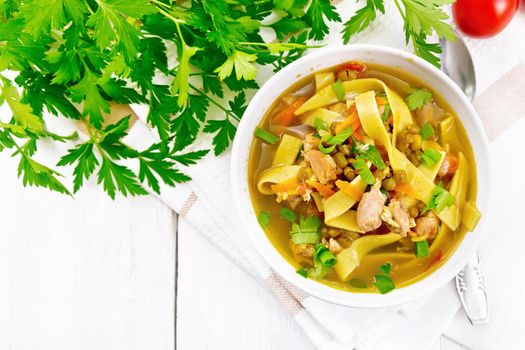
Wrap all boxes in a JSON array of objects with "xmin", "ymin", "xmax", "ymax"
[{"xmin": 122, "ymin": 2, "xmax": 525, "ymax": 349}]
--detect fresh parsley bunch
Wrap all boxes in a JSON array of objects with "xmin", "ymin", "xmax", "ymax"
[
  {"xmin": 0, "ymin": 0, "xmax": 454, "ymax": 199},
  {"xmin": 342, "ymin": 0, "xmax": 456, "ymax": 67},
  {"xmin": 0, "ymin": 0, "xmax": 340, "ymax": 198}
]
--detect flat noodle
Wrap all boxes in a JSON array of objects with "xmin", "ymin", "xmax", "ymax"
[
  {"xmin": 272, "ymin": 134, "xmax": 303, "ymax": 166},
  {"xmin": 334, "ymin": 233, "xmax": 402, "ymax": 281},
  {"xmin": 301, "ymin": 108, "xmax": 343, "ymax": 128},
  {"xmin": 323, "ymin": 170, "xmax": 367, "ymax": 229},
  {"xmin": 294, "ymin": 79, "xmax": 383, "ymax": 115},
  {"xmin": 325, "ymin": 210, "xmax": 364, "ymax": 233},
  {"xmin": 257, "ymin": 165, "xmax": 302, "ymax": 195}
]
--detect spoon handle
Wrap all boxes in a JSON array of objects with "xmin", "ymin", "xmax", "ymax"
[{"xmin": 455, "ymin": 251, "xmax": 489, "ymax": 325}]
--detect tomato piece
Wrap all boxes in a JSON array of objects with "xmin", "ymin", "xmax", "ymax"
[
  {"xmin": 336, "ymin": 61, "xmax": 366, "ymax": 74},
  {"xmin": 453, "ymin": 0, "xmax": 519, "ymax": 38},
  {"xmin": 427, "ymin": 250, "xmax": 443, "ymax": 270},
  {"xmin": 446, "ymin": 154, "xmax": 459, "ymax": 175}
]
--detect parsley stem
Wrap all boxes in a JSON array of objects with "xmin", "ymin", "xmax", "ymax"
[
  {"xmin": 392, "ymin": 0, "xmax": 418, "ymax": 51},
  {"xmin": 155, "ymin": 5, "xmax": 186, "ymax": 25},
  {"xmin": 150, "ymin": 0, "xmax": 170, "ymax": 9},
  {"xmin": 392, "ymin": 0, "xmax": 406, "ymax": 21},
  {"xmin": 188, "ymin": 83, "xmax": 240, "ymax": 122}
]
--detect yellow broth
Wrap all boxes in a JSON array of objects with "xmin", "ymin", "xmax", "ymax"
[{"xmin": 248, "ymin": 62, "xmax": 477, "ymax": 293}]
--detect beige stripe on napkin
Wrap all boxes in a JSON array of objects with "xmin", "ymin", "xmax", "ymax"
[
  {"xmin": 265, "ymin": 272, "xmax": 307, "ymax": 316},
  {"xmin": 180, "ymin": 192, "xmax": 198, "ymax": 217},
  {"xmin": 474, "ymin": 63, "xmax": 525, "ymax": 141}
]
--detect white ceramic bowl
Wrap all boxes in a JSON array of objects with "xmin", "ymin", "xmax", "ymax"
[{"xmin": 231, "ymin": 45, "xmax": 491, "ymax": 308}]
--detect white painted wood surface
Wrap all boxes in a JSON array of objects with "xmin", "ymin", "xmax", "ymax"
[
  {"xmin": 0, "ymin": 154, "xmax": 176, "ymax": 350},
  {"xmin": 176, "ymin": 218, "xmax": 314, "ymax": 350}
]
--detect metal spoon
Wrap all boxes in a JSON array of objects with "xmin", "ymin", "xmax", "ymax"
[{"xmin": 440, "ymin": 33, "xmax": 489, "ymax": 325}]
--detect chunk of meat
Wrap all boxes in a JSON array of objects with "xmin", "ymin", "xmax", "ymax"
[
  {"xmin": 290, "ymin": 242, "xmax": 315, "ymax": 266},
  {"xmin": 328, "ymin": 102, "xmax": 348, "ymax": 116},
  {"xmin": 438, "ymin": 154, "xmax": 459, "ymax": 177},
  {"xmin": 328, "ymin": 237, "xmax": 343, "ymax": 255},
  {"xmin": 415, "ymin": 211, "xmax": 439, "ymax": 239},
  {"xmin": 438, "ymin": 156, "xmax": 450, "ymax": 177},
  {"xmin": 304, "ymin": 149, "xmax": 337, "ymax": 184},
  {"xmin": 357, "ymin": 181, "xmax": 387, "ymax": 232},
  {"xmin": 304, "ymin": 134, "xmax": 320, "ymax": 152},
  {"xmin": 389, "ymin": 199, "xmax": 411, "ymax": 237}
]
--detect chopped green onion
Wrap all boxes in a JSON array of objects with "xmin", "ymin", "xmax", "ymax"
[
  {"xmin": 316, "ymin": 245, "xmax": 337, "ymax": 267},
  {"xmin": 296, "ymin": 267, "xmax": 308, "ymax": 278},
  {"xmin": 349, "ymin": 278, "xmax": 368, "ymax": 289},
  {"xmin": 257, "ymin": 210, "xmax": 270, "ymax": 229},
  {"xmin": 328, "ymin": 127, "xmax": 353, "ymax": 145},
  {"xmin": 308, "ymin": 244, "xmax": 336, "ymax": 278},
  {"xmin": 379, "ymin": 262, "xmax": 391, "ymax": 275},
  {"xmin": 420, "ymin": 148, "xmax": 442, "ymax": 167},
  {"xmin": 280, "ymin": 207, "xmax": 297, "ymax": 222},
  {"xmin": 318, "ymin": 127, "xmax": 352, "ymax": 154},
  {"xmin": 314, "ymin": 117, "xmax": 328, "ymax": 131},
  {"xmin": 331, "ymin": 80, "xmax": 345, "ymax": 101},
  {"xmin": 415, "ymin": 240, "xmax": 429, "ymax": 257},
  {"xmin": 374, "ymin": 274, "xmax": 395, "ymax": 294},
  {"xmin": 353, "ymin": 157, "xmax": 375, "ymax": 185},
  {"xmin": 318, "ymin": 142, "xmax": 337, "ymax": 154},
  {"xmin": 380, "ymin": 187, "xmax": 390, "ymax": 199},
  {"xmin": 373, "ymin": 262, "xmax": 395, "ymax": 294},
  {"xmin": 381, "ymin": 103, "xmax": 391, "ymax": 122},
  {"xmin": 254, "ymin": 127, "xmax": 278, "ymax": 144},
  {"xmin": 420, "ymin": 122, "xmax": 435, "ymax": 140}
]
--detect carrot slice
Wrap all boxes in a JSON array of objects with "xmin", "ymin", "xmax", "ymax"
[
  {"xmin": 307, "ymin": 181, "xmax": 335, "ymax": 198},
  {"xmin": 272, "ymin": 96, "xmax": 307, "ymax": 126},
  {"xmin": 271, "ymin": 177, "xmax": 298, "ymax": 193},
  {"xmin": 376, "ymin": 96, "xmax": 388, "ymax": 105},
  {"xmin": 353, "ymin": 127, "xmax": 365, "ymax": 143},
  {"xmin": 394, "ymin": 183, "xmax": 418, "ymax": 198},
  {"xmin": 335, "ymin": 180, "xmax": 364, "ymax": 202},
  {"xmin": 335, "ymin": 111, "xmax": 362, "ymax": 135}
]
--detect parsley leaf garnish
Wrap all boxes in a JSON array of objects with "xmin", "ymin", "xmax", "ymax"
[
  {"xmin": 355, "ymin": 143, "xmax": 386, "ymax": 170},
  {"xmin": 280, "ymin": 207, "xmax": 297, "ymax": 223},
  {"xmin": 291, "ymin": 215, "xmax": 321, "ymax": 244},
  {"xmin": 406, "ymin": 88, "xmax": 433, "ymax": 110},
  {"xmin": 258, "ymin": 210, "xmax": 271, "ymax": 229},
  {"xmin": 425, "ymin": 181, "xmax": 455, "ymax": 213}
]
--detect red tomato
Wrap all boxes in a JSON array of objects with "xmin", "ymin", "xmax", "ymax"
[{"xmin": 453, "ymin": 0, "xmax": 519, "ymax": 38}]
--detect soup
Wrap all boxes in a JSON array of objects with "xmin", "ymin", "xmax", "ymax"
[{"xmin": 248, "ymin": 61, "xmax": 481, "ymax": 294}]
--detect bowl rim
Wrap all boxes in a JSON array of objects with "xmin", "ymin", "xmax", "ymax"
[{"xmin": 230, "ymin": 44, "xmax": 491, "ymax": 308}]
